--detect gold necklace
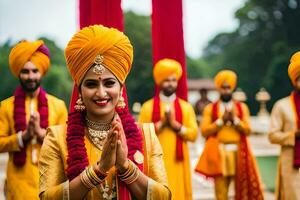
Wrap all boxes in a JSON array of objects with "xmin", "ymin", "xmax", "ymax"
[{"xmin": 85, "ymin": 116, "xmax": 114, "ymax": 150}]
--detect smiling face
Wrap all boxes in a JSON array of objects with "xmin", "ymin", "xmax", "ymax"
[{"xmin": 80, "ymin": 66, "xmax": 122, "ymax": 122}]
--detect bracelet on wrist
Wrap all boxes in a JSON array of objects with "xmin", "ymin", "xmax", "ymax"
[
  {"xmin": 80, "ymin": 165, "xmax": 106, "ymax": 189},
  {"xmin": 118, "ymin": 159, "xmax": 140, "ymax": 185}
]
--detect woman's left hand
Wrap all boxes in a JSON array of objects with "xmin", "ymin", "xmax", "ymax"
[{"xmin": 114, "ymin": 118, "xmax": 129, "ymax": 173}]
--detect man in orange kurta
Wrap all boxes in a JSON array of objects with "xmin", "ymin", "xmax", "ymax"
[
  {"xmin": 139, "ymin": 58, "xmax": 198, "ymax": 200},
  {"xmin": 0, "ymin": 40, "xmax": 67, "ymax": 200},
  {"xmin": 197, "ymin": 70, "xmax": 264, "ymax": 200}
]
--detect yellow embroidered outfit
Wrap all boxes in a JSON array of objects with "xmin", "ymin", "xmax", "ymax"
[
  {"xmin": 139, "ymin": 98, "xmax": 198, "ymax": 200},
  {"xmin": 0, "ymin": 95, "xmax": 67, "ymax": 200},
  {"xmin": 39, "ymin": 123, "xmax": 170, "ymax": 199}
]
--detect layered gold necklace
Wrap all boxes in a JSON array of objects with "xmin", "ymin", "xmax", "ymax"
[{"xmin": 85, "ymin": 115, "xmax": 114, "ymax": 150}]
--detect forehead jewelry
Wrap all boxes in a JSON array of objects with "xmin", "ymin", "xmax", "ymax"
[{"xmin": 93, "ymin": 54, "xmax": 105, "ymax": 75}]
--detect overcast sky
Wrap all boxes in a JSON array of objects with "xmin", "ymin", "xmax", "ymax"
[{"xmin": 0, "ymin": 0, "xmax": 245, "ymax": 58}]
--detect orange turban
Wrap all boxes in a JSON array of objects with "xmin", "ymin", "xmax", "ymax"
[
  {"xmin": 153, "ymin": 58, "xmax": 182, "ymax": 85},
  {"xmin": 9, "ymin": 40, "xmax": 50, "ymax": 77},
  {"xmin": 65, "ymin": 25, "xmax": 133, "ymax": 86},
  {"xmin": 214, "ymin": 70, "xmax": 237, "ymax": 91},
  {"xmin": 288, "ymin": 51, "xmax": 300, "ymax": 85}
]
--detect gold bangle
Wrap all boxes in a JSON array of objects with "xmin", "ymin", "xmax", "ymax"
[
  {"xmin": 94, "ymin": 164, "xmax": 108, "ymax": 180},
  {"xmin": 118, "ymin": 166, "xmax": 131, "ymax": 178},
  {"xmin": 118, "ymin": 160, "xmax": 140, "ymax": 185},
  {"xmin": 80, "ymin": 170, "xmax": 95, "ymax": 189},
  {"xmin": 126, "ymin": 171, "xmax": 140, "ymax": 184},
  {"xmin": 89, "ymin": 166, "xmax": 104, "ymax": 183},
  {"xmin": 86, "ymin": 167, "xmax": 100, "ymax": 185}
]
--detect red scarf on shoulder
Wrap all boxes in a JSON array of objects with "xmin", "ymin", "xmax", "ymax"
[
  {"xmin": 291, "ymin": 91, "xmax": 300, "ymax": 168},
  {"xmin": 13, "ymin": 86, "xmax": 48, "ymax": 166},
  {"xmin": 152, "ymin": 94, "xmax": 184, "ymax": 160}
]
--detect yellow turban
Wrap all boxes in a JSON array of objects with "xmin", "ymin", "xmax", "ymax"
[
  {"xmin": 65, "ymin": 25, "xmax": 133, "ymax": 86},
  {"xmin": 153, "ymin": 58, "xmax": 182, "ymax": 85},
  {"xmin": 9, "ymin": 40, "xmax": 50, "ymax": 77},
  {"xmin": 214, "ymin": 70, "xmax": 237, "ymax": 91},
  {"xmin": 288, "ymin": 51, "xmax": 300, "ymax": 85}
]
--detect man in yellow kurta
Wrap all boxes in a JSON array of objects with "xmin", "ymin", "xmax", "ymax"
[
  {"xmin": 139, "ymin": 59, "xmax": 198, "ymax": 200},
  {"xmin": 0, "ymin": 40, "xmax": 67, "ymax": 200},
  {"xmin": 269, "ymin": 51, "xmax": 300, "ymax": 200},
  {"xmin": 198, "ymin": 70, "xmax": 263, "ymax": 200}
]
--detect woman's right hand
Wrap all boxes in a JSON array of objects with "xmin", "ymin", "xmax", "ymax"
[{"xmin": 97, "ymin": 126, "xmax": 118, "ymax": 172}]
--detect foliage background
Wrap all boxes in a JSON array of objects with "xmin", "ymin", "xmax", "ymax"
[{"xmin": 1, "ymin": 1, "xmax": 300, "ymax": 114}]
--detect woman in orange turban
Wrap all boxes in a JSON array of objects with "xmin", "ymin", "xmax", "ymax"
[{"xmin": 39, "ymin": 25, "xmax": 171, "ymax": 200}]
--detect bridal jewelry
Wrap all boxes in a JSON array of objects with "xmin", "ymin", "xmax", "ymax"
[
  {"xmin": 93, "ymin": 54, "xmax": 106, "ymax": 75},
  {"xmin": 85, "ymin": 116, "xmax": 114, "ymax": 150}
]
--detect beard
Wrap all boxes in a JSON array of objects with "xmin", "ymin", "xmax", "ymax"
[
  {"xmin": 19, "ymin": 79, "xmax": 41, "ymax": 93},
  {"xmin": 220, "ymin": 94, "xmax": 232, "ymax": 102},
  {"xmin": 162, "ymin": 86, "xmax": 176, "ymax": 97}
]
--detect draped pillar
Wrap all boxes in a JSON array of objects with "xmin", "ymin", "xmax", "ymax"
[
  {"xmin": 79, "ymin": 0, "xmax": 123, "ymax": 30},
  {"xmin": 152, "ymin": 0, "xmax": 188, "ymax": 100}
]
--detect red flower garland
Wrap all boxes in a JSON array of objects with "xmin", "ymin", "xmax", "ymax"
[
  {"xmin": 13, "ymin": 86, "xmax": 48, "ymax": 166},
  {"xmin": 66, "ymin": 107, "xmax": 143, "ymax": 199}
]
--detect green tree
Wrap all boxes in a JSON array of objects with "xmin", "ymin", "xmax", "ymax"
[
  {"xmin": 124, "ymin": 11, "xmax": 211, "ymax": 110},
  {"xmin": 124, "ymin": 11, "xmax": 154, "ymax": 108},
  {"xmin": 0, "ymin": 41, "xmax": 19, "ymax": 100},
  {"xmin": 186, "ymin": 56, "xmax": 211, "ymax": 79},
  {"xmin": 203, "ymin": 0, "xmax": 300, "ymax": 113}
]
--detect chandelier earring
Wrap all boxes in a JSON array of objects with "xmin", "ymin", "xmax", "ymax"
[
  {"xmin": 74, "ymin": 97, "xmax": 86, "ymax": 111},
  {"xmin": 117, "ymin": 93, "xmax": 126, "ymax": 109}
]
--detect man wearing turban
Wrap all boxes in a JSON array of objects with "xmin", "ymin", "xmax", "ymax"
[
  {"xmin": 0, "ymin": 40, "xmax": 67, "ymax": 199},
  {"xmin": 139, "ymin": 58, "xmax": 198, "ymax": 200},
  {"xmin": 196, "ymin": 69, "xmax": 264, "ymax": 200},
  {"xmin": 269, "ymin": 51, "xmax": 300, "ymax": 200}
]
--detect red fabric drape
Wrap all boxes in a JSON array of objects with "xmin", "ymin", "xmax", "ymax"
[
  {"xmin": 79, "ymin": 0, "xmax": 123, "ymax": 31},
  {"xmin": 152, "ymin": 0, "xmax": 188, "ymax": 100},
  {"xmin": 152, "ymin": 95, "xmax": 184, "ymax": 160},
  {"xmin": 291, "ymin": 92, "xmax": 300, "ymax": 168}
]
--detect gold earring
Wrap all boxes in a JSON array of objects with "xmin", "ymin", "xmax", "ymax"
[
  {"xmin": 74, "ymin": 98, "xmax": 86, "ymax": 111},
  {"xmin": 117, "ymin": 96, "xmax": 126, "ymax": 109}
]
